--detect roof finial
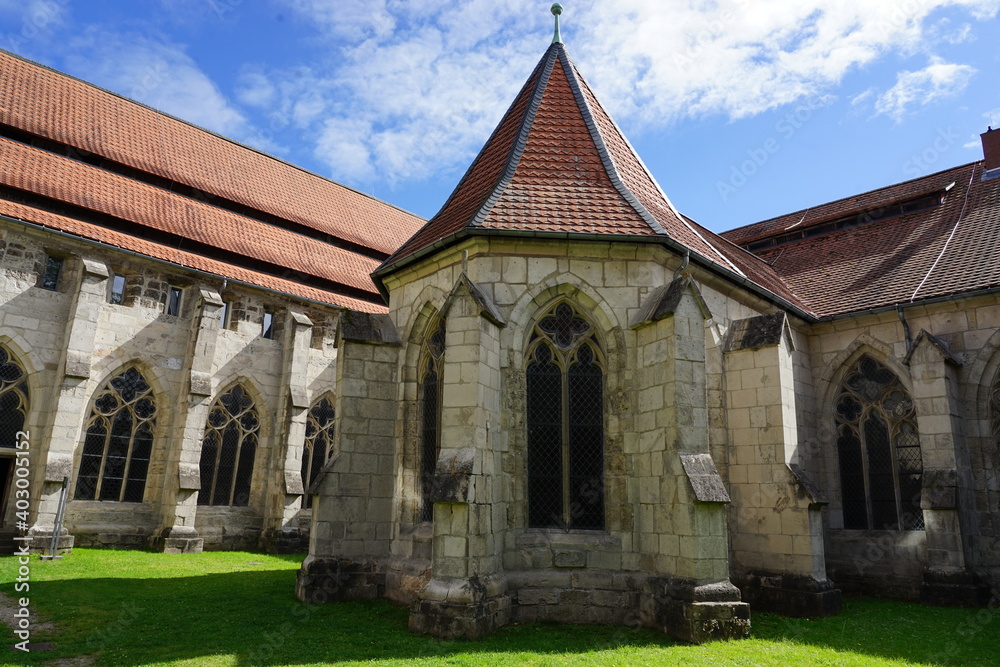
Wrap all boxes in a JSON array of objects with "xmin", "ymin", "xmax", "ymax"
[{"xmin": 551, "ymin": 3, "xmax": 563, "ymax": 44}]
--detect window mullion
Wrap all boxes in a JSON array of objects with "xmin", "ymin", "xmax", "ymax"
[
  {"xmin": 561, "ymin": 355, "xmax": 571, "ymax": 531},
  {"xmin": 858, "ymin": 408, "xmax": 873, "ymax": 530},
  {"xmin": 119, "ymin": 410, "xmax": 137, "ymax": 502},
  {"xmin": 229, "ymin": 434, "xmax": 242, "ymax": 506},
  {"xmin": 94, "ymin": 418, "xmax": 111, "ymax": 501}
]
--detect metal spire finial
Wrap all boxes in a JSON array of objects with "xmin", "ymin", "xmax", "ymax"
[{"xmin": 551, "ymin": 3, "xmax": 563, "ymax": 44}]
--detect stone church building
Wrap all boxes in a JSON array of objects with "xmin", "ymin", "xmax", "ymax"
[{"xmin": 3, "ymin": 19, "xmax": 1000, "ymax": 643}]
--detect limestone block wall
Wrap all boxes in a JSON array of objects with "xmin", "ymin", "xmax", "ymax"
[
  {"xmin": 809, "ymin": 293, "xmax": 1000, "ymax": 598},
  {"xmin": 376, "ymin": 237, "xmax": 779, "ymax": 630},
  {"xmin": 0, "ymin": 222, "xmax": 342, "ymax": 551}
]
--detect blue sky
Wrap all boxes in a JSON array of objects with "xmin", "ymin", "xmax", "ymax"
[{"xmin": 1, "ymin": 0, "xmax": 998, "ymax": 233}]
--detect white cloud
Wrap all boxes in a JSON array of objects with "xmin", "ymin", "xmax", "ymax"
[
  {"xmin": 265, "ymin": 0, "xmax": 999, "ymax": 187},
  {"xmin": 62, "ymin": 28, "xmax": 253, "ymax": 141},
  {"xmin": 873, "ymin": 58, "xmax": 976, "ymax": 122}
]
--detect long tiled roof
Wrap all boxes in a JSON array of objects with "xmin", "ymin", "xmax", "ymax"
[
  {"xmin": 720, "ymin": 162, "xmax": 1000, "ymax": 318},
  {"xmin": 375, "ymin": 42, "xmax": 806, "ymax": 312},
  {"xmin": 0, "ymin": 49, "xmax": 425, "ymax": 312}
]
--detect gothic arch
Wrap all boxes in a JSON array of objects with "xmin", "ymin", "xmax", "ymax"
[
  {"xmin": 73, "ymin": 364, "xmax": 159, "ymax": 503},
  {"xmin": 301, "ymin": 392, "xmax": 336, "ymax": 510},
  {"xmin": 816, "ymin": 336, "xmax": 912, "ymax": 528},
  {"xmin": 197, "ymin": 380, "xmax": 263, "ymax": 507}
]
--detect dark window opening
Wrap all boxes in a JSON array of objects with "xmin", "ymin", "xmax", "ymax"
[
  {"xmin": 526, "ymin": 303, "xmax": 605, "ymax": 531},
  {"xmin": 301, "ymin": 397, "xmax": 335, "ymax": 509},
  {"xmin": 109, "ymin": 274, "xmax": 126, "ymax": 304},
  {"xmin": 835, "ymin": 356, "xmax": 923, "ymax": 531},
  {"xmin": 74, "ymin": 367, "xmax": 156, "ymax": 503},
  {"xmin": 166, "ymin": 286, "xmax": 183, "ymax": 316},
  {"xmin": 262, "ymin": 310, "xmax": 275, "ymax": 339},
  {"xmin": 40, "ymin": 255, "xmax": 63, "ymax": 291},
  {"xmin": 198, "ymin": 384, "xmax": 258, "ymax": 506},
  {"xmin": 219, "ymin": 302, "xmax": 230, "ymax": 329},
  {"xmin": 419, "ymin": 317, "xmax": 445, "ymax": 522}
]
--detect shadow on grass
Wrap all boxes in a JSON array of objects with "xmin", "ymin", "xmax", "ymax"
[{"xmin": 4, "ymin": 563, "xmax": 996, "ymax": 667}]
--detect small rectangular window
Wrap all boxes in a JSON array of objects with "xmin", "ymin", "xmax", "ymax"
[
  {"xmin": 219, "ymin": 301, "xmax": 230, "ymax": 329},
  {"xmin": 167, "ymin": 286, "xmax": 183, "ymax": 316},
  {"xmin": 109, "ymin": 274, "xmax": 126, "ymax": 304},
  {"xmin": 40, "ymin": 255, "xmax": 63, "ymax": 291},
  {"xmin": 262, "ymin": 310, "xmax": 274, "ymax": 339}
]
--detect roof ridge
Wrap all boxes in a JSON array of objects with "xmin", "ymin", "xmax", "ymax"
[
  {"xmin": 469, "ymin": 44, "xmax": 560, "ymax": 227},
  {"xmin": 0, "ymin": 48, "xmax": 421, "ymax": 223},
  {"xmin": 556, "ymin": 47, "xmax": 668, "ymax": 237},
  {"xmin": 724, "ymin": 160, "xmax": 982, "ymax": 240}
]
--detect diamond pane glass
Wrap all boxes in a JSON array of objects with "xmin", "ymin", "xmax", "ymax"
[
  {"xmin": 301, "ymin": 397, "xmax": 335, "ymax": 509},
  {"xmin": 527, "ymin": 302, "xmax": 605, "ymax": 531},
  {"xmin": 0, "ymin": 345, "xmax": 28, "ymax": 450},
  {"xmin": 198, "ymin": 385, "xmax": 259, "ymax": 506},
  {"xmin": 835, "ymin": 355, "xmax": 922, "ymax": 531},
  {"xmin": 75, "ymin": 367, "xmax": 156, "ymax": 502},
  {"xmin": 419, "ymin": 317, "xmax": 445, "ymax": 522}
]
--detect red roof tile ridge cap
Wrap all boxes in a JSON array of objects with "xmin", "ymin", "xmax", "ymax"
[
  {"xmin": 375, "ymin": 44, "xmax": 558, "ymax": 272},
  {"xmin": 723, "ymin": 160, "xmax": 982, "ymax": 243},
  {"xmin": 467, "ymin": 44, "xmax": 562, "ymax": 228},
  {"xmin": 0, "ymin": 48, "xmax": 423, "ymax": 225},
  {"xmin": 556, "ymin": 47, "xmax": 669, "ymax": 238},
  {"xmin": 561, "ymin": 49, "xmax": 746, "ymax": 276}
]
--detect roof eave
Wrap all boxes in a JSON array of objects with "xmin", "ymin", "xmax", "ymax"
[{"xmin": 372, "ymin": 226, "xmax": 814, "ymax": 321}]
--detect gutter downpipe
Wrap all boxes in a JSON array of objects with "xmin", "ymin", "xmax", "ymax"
[{"xmin": 896, "ymin": 303, "xmax": 913, "ymax": 354}]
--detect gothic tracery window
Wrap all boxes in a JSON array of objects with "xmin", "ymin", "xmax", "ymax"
[
  {"xmin": 991, "ymin": 367, "xmax": 1000, "ymax": 454},
  {"xmin": 301, "ymin": 396, "xmax": 335, "ymax": 509},
  {"xmin": 835, "ymin": 356, "xmax": 923, "ymax": 530},
  {"xmin": 198, "ymin": 384, "xmax": 259, "ymax": 507},
  {"xmin": 419, "ymin": 317, "xmax": 445, "ymax": 522},
  {"xmin": 0, "ymin": 345, "xmax": 29, "ymax": 449},
  {"xmin": 75, "ymin": 368, "xmax": 155, "ymax": 502},
  {"xmin": 526, "ymin": 302, "xmax": 605, "ymax": 530}
]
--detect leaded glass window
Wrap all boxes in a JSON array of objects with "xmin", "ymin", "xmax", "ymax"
[
  {"xmin": 419, "ymin": 317, "xmax": 445, "ymax": 522},
  {"xmin": 835, "ymin": 356, "xmax": 923, "ymax": 530},
  {"xmin": 526, "ymin": 302, "xmax": 605, "ymax": 530},
  {"xmin": 301, "ymin": 396, "xmax": 335, "ymax": 509},
  {"xmin": 75, "ymin": 368, "xmax": 156, "ymax": 502},
  {"xmin": 991, "ymin": 367, "xmax": 1000, "ymax": 455},
  {"xmin": 198, "ymin": 385, "xmax": 259, "ymax": 506},
  {"xmin": 0, "ymin": 345, "xmax": 29, "ymax": 449}
]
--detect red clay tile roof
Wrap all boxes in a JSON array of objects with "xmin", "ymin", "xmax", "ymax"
[
  {"xmin": 376, "ymin": 43, "xmax": 805, "ymax": 312},
  {"xmin": 0, "ymin": 199, "xmax": 383, "ymax": 313},
  {"xmin": 0, "ymin": 49, "xmax": 424, "ymax": 311},
  {"xmin": 721, "ymin": 162, "xmax": 1000, "ymax": 318}
]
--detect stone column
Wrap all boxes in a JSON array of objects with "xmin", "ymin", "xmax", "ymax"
[
  {"xmin": 723, "ymin": 312, "xmax": 840, "ymax": 616},
  {"xmin": 152, "ymin": 288, "xmax": 224, "ymax": 553},
  {"xmin": 905, "ymin": 330, "xmax": 989, "ymax": 605},
  {"xmin": 296, "ymin": 310, "xmax": 399, "ymax": 603},
  {"xmin": 629, "ymin": 275, "xmax": 749, "ymax": 643},
  {"xmin": 261, "ymin": 310, "xmax": 312, "ymax": 553},
  {"xmin": 28, "ymin": 257, "xmax": 108, "ymax": 553},
  {"xmin": 408, "ymin": 275, "xmax": 510, "ymax": 639}
]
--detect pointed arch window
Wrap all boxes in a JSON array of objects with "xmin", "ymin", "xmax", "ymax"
[
  {"xmin": 301, "ymin": 396, "xmax": 335, "ymax": 509},
  {"xmin": 75, "ymin": 368, "xmax": 156, "ymax": 502},
  {"xmin": 198, "ymin": 385, "xmax": 259, "ymax": 507},
  {"xmin": 835, "ymin": 356, "xmax": 923, "ymax": 530},
  {"xmin": 0, "ymin": 345, "xmax": 29, "ymax": 449},
  {"xmin": 419, "ymin": 317, "xmax": 445, "ymax": 522},
  {"xmin": 526, "ymin": 302, "xmax": 605, "ymax": 530},
  {"xmin": 991, "ymin": 367, "xmax": 1000, "ymax": 466}
]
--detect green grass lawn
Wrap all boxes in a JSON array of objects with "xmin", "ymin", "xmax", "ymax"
[{"xmin": 0, "ymin": 549, "xmax": 995, "ymax": 666}]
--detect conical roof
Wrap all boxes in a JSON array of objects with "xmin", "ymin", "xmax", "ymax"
[{"xmin": 375, "ymin": 42, "xmax": 807, "ymax": 314}]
